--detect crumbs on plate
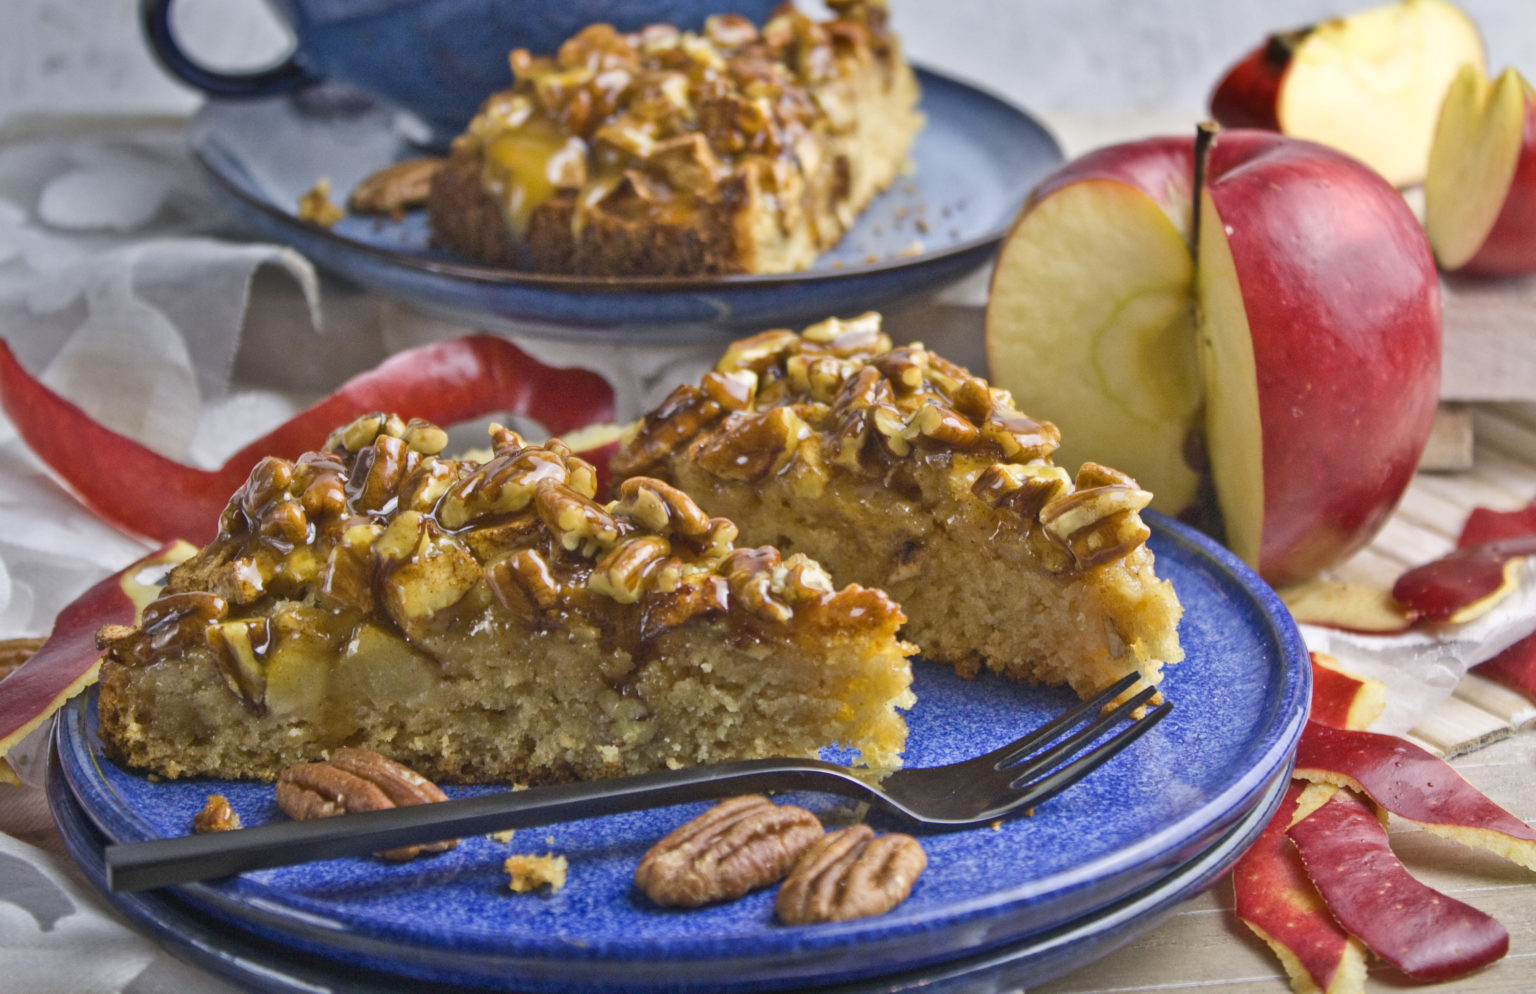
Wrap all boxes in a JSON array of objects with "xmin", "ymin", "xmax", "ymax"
[{"xmin": 505, "ymin": 853, "xmax": 568, "ymax": 894}]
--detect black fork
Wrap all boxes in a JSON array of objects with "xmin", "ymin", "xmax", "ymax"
[{"xmin": 105, "ymin": 673, "xmax": 1171, "ymax": 892}]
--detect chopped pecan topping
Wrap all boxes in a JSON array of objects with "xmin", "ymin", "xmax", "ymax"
[
  {"xmin": 774, "ymin": 824, "xmax": 925, "ymax": 924},
  {"xmin": 615, "ymin": 312, "xmax": 1160, "ymax": 576},
  {"xmin": 447, "ymin": 0, "xmax": 901, "ymax": 268},
  {"xmin": 275, "ymin": 748, "xmax": 456, "ymax": 860},
  {"xmin": 349, "ymin": 157, "xmax": 446, "ymax": 216},
  {"xmin": 634, "ymin": 795, "xmax": 824, "ymax": 907}
]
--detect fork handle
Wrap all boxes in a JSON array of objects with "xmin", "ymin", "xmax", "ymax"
[{"xmin": 103, "ymin": 758, "xmax": 871, "ymax": 893}]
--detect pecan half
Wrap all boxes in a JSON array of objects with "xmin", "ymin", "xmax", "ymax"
[
  {"xmin": 348, "ymin": 156, "xmax": 446, "ymax": 216},
  {"xmin": 775, "ymin": 825, "xmax": 926, "ymax": 924},
  {"xmin": 634, "ymin": 795, "xmax": 823, "ymax": 907},
  {"xmin": 275, "ymin": 748, "xmax": 457, "ymax": 860}
]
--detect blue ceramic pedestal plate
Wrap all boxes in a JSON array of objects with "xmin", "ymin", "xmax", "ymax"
[{"xmin": 52, "ymin": 514, "xmax": 1309, "ymax": 992}]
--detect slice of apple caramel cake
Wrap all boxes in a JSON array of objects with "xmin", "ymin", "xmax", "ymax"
[
  {"xmin": 610, "ymin": 313, "xmax": 1184, "ymax": 704},
  {"xmin": 97, "ymin": 414, "xmax": 913, "ymax": 784}
]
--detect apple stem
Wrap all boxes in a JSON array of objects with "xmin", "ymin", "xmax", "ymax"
[{"xmin": 1191, "ymin": 122, "xmax": 1219, "ymax": 267}]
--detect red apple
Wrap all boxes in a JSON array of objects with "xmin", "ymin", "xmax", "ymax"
[
  {"xmin": 1210, "ymin": 0, "xmax": 1486, "ymax": 187},
  {"xmin": 987, "ymin": 127, "xmax": 1442, "ymax": 586},
  {"xmin": 1425, "ymin": 66, "xmax": 1536, "ymax": 275}
]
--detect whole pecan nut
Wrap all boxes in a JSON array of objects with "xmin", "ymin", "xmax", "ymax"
[
  {"xmin": 275, "ymin": 747, "xmax": 457, "ymax": 860},
  {"xmin": 634, "ymin": 795, "xmax": 823, "ymax": 907},
  {"xmin": 774, "ymin": 825, "xmax": 926, "ymax": 924}
]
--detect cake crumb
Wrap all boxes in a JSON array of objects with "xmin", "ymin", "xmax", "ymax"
[
  {"xmin": 505, "ymin": 853, "xmax": 568, "ymax": 894},
  {"xmin": 192, "ymin": 794, "xmax": 241, "ymax": 833},
  {"xmin": 490, "ymin": 829, "xmax": 516, "ymax": 844},
  {"xmin": 297, "ymin": 179, "xmax": 346, "ymax": 228}
]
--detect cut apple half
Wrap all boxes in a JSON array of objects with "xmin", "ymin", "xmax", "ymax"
[
  {"xmin": 987, "ymin": 174, "xmax": 1203, "ymax": 513},
  {"xmin": 1210, "ymin": 0, "xmax": 1486, "ymax": 187},
  {"xmin": 987, "ymin": 127, "xmax": 1440, "ymax": 586},
  {"xmin": 1425, "ymin": 65, "xmax": 1536, "ymax": 275}
]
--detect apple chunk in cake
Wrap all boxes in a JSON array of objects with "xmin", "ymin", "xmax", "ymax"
[
  {"xmin": 427, "ymin": 0, "xmax": 923, "ymax": 275},
  {"xmin": 611, "ymin": 313, "xmax": 1185, "ymax": 703},
  {"xmin": 97, "ymin": 414, "xmax": 914, "ymax": 784}
]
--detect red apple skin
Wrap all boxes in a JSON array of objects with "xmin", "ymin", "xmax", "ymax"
[
  {"xmin": 1231, "ymin": 781, "xmax": 1363, "ymax": 993},
  {"xmin": 1295, "ymin": 720, "xmax": 1536, "ymax": 867},
  {"xmin": 1209, "ymin": 38, "xmax": 1290, "ymax": 132},
  {"xmin": 1459, "ymin": 93, "xmax": 1536, "ymax": 276},
  {"xmin": 1287, "ymin": 787, "xmax": 1509, "ymax": 982},
  {"xmin": 1206, "ymin": 131, "xmax": 1441, "ymax": 585},
  {"xmin": 1019, "ymin": 137, "xmax": 1194, "ymax": 213}
]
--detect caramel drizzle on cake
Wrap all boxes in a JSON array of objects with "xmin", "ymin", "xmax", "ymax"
[{"xmin": 101, "ymin": 414, "xmax": 903, "ymax": 719}]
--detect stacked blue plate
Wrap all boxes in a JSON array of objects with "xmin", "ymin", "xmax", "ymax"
[{"xmin": 50, "ymin": 514, "xmax": 1308, "ymax": 993}]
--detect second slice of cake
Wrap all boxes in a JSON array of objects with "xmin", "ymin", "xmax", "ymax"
[{"xmin": 612, "ymin": 313, "xmax": 1185, "ymax": 702}]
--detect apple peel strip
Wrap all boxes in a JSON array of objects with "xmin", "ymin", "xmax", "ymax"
[
  {"xmin": 1294, "ymin": 720, "xmax": 1536, "ymax": 871},
  {"xmin": 1233, "ymin": 781, "xmax": 1368, "ymax": 994},
  {"xmin": 0, "ymin": 541, "xmax": 194, "ymax": 782},
  {"xmin": 0, "ymin": 336, "xmax": 615, "ymax": 544},
  {"xmin": 1286, "ymin": 786, "xmax": 1509, "ymax": 982}
]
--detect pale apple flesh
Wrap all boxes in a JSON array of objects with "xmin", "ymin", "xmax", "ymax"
[
  {"xmin": 1211, "ymin": 0, "xmax": 1487, "ymax": 188},
  {"xmin": 1426, "ymin": 66, "xmax": 1536, "ymax": 275},
  {"xmin": 986, "ymin": 147, "xmax": 1204, "ymax": 515}
]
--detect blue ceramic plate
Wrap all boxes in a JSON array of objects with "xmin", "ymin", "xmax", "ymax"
[
  {"xmin": 186, "ymin": 69, "xmax": 1062, "ymax": 342},
  {"xmin": 56, "ymin": 514, "xmax": 1308, "ymax": 992},
  {"xmin": 49, "ymin": 747, "xmax": 1291, "ymax": 994}
]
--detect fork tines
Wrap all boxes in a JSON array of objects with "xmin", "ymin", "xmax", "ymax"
[{"xmin": 1000, "ymin": 673, "xmax": 1171, "ymax": 804}]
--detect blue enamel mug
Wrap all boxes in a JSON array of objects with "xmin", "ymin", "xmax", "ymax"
[{"xmin": 141, "ymin": 0, "xmax": 781, "ymax": 144}]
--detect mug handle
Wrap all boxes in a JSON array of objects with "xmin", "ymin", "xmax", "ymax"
[{"xmin": 140, "ymin": 0, "xmax": 315, "ymax": 98}]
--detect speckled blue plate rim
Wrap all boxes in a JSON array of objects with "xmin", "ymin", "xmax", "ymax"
[
  {"xmin": 55, "ymin": 512, "xmax": 1308, "ymax": 991},
  {"xmin": 49, "ymin": 741, "xmax": 1291, "ymax": 994},
  {"xmin": 186, "ymin": 67, "xmax": 1062, "ymax": 338}
]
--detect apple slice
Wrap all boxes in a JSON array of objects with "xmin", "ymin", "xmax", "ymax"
[
  {"xmin": 1294, "ymin": 719, "xmax": 1536, "ymax": 869},
  {"xmin": 1425, "ymin": 66, "xmax": 1536, "ymax": 276},
  {"xmin": 988, "ymin": 127, "xmax": 1442, "ymax": 586},
  {"xmin": 1233, "ymin": 781, "xmax": 1368, "ymax": 994},
  {"xmin": 1309, "ymin": 653, "xmax": 1387, "ymax": 730},
  {"xmin": 1210, "ymin": 0, "xmax": 1487, "ymax": 187},
  {"xmin": 1282, "ymin": 580, "xmax": 1418, "ymax": 634},
  {"xmin": 1458, "ymin": 496, "xmax": 1536, "ymax": 548},
  {"xmin": 1287, "ymin": 786, "xmax": 1509, "ymax": 981}
]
